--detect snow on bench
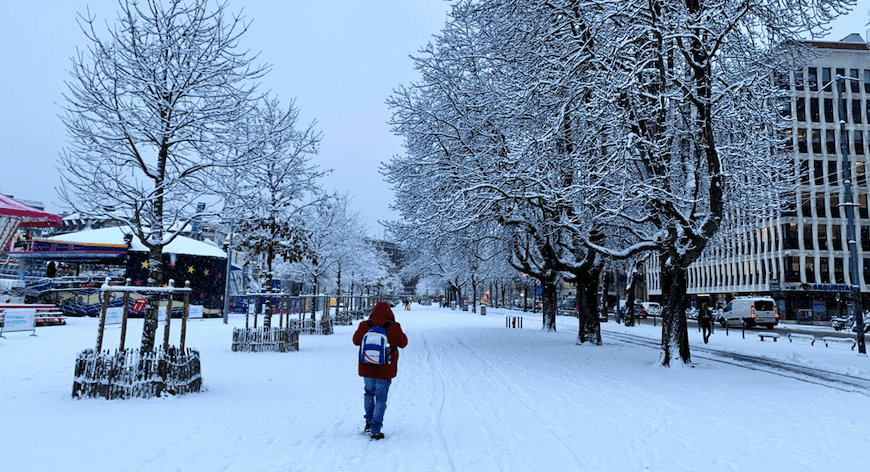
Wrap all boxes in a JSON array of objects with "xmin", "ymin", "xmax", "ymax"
[
  {"xmin": 787, "ymin": 333, "xmax": 816, "ymax": 345},
  {"xmin": 821, "ymin": 336, "xmax": 857, "ymax": 350},
  {"xmin": 757, "ymin": 332, "xmax": 780, "ymax": 342}
]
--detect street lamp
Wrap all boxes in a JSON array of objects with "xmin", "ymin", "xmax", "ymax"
[
  {"xmin": 222, "ymin": 220, "xmax": 234, "ymax": 324},
  {"xmin": 834, "ymin": 75, "xmax": 866, "ymax": 353}
]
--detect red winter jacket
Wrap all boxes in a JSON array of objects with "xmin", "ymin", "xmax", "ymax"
[{"xmin": 353, "ymin": 302, "xmax": 408, "ymax": 379}]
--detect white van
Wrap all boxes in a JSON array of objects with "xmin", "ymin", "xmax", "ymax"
[{"xmin": 717, "ymin": 297, "xmax": 779, "ymax": 329}]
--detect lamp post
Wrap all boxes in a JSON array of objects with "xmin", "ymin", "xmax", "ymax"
[
  {"xmin": 222, "ymin": 220, "xmax": 234, "ymax": 325},
  {"xmin": 835, "ymin": 75, "xmax": 866, "ymax": 354}
]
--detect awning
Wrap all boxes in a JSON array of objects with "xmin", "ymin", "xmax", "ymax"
[{"xmin": 0, "ymin": 194, "xmax": 62, "ymax": 228}]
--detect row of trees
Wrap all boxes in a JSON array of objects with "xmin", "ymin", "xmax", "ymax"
[
  {"xmin": 384, "ymin": 0, "xmax": 854, "ymax": 365},
  {"xmin": 56, "ymin": 0, "xmax": 400, "ymax": 349}
]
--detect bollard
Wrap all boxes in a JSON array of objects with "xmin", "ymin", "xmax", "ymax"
[{"xmin": 481, "ymin": 305, "xmax": 486, "ymax": 316}]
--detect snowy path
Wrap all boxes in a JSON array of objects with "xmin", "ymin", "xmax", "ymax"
[{"xmin": 1, "ymin": 305, "xmax": 868, "ymax": 471}]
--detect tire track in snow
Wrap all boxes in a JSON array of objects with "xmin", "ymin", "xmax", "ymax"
[{"xmin": 428, "ymin": 315, "xmax": 587, "ymax": 471}]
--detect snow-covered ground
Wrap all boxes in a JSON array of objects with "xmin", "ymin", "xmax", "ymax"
[{"xmin": 1, "ymin": 305, "xmax": 867, "ymax": 472}]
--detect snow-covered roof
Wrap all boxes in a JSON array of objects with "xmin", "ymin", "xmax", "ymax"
[{"xmin": 46, "ymin": 227, "xmax": 226, "ymax": 258}]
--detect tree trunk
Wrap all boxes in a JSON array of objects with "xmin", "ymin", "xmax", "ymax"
[
  {"xmin": 576, "ymin": 267, "xmax": 602, "ymax": 345},
  {"xmin": 311, "ymin": 275, "xmax": 318, "ymax": 320},
  {"xmin": 541, "ymin": 278, "xmax": 557, "ymax": 332},
  {"xmin": 336, "ymin": 266, "xmax": 342, "ymax": 317},
  {"xmin": 471, "ymin": 277, "xmax": 477, "ymax": 313},
  {"xmin": 659, "ymin": 260, "xmax": 691, "ymax": 366},
  {"xmin": 141, "ymin": 245, "xmax": 163, "ymax": 351}
]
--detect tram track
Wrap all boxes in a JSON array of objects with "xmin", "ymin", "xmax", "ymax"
[{"xmin": 606, "ymin": 330, "xmax": 870, "ymax": 396}]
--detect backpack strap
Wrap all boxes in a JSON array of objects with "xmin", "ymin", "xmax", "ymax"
[{"xmin": 366, "ymin": 319, "xmax": 392, "ymax": 329}]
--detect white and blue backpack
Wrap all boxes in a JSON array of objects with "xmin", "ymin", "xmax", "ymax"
[{"xmin": 360, "ymin": 320, "xmax": 393, "ymax": 365}]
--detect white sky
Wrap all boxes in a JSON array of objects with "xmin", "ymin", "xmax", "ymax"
[
  {"xmin": 1, "ymin": 1, "xmax": 868, "ymax": 235},
  {"xmin": 0, "ymin": 0, "xmax": 453, "ymax": 236}
]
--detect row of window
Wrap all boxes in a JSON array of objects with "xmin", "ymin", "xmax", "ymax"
[
  {"xmin": 788, "ymin": 97, "xmax": 869, "ymax": 124},
  {"xmin": 688, "ymin": 255, "xmax": 870, "ymax": 288},
  {"xmin": 791, "ymin": 128, "xmax": 867, "ymax": 156},
  {"xmin": 778, "ymin": 67, "xmax": 870, "ymax": 93}
]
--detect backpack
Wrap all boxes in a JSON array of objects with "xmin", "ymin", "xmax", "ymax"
[{"xmin": 359, "ymin": 320, "xmax": 393, "ymax": 365}]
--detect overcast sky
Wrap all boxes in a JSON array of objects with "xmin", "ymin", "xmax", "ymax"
[{"xmin": 1, "ymin": 0, "xmax": 869, "ymax": 236}]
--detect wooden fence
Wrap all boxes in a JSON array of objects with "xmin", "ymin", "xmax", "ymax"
[
  {"xmin": 72, "ymin": 347, "xmax": 202, "ymax": 399},
  {"xmin": 288, "ymin": 318, "xmax": 334, "ymax": 335},
  {"xmin": 231, "ymin": 327, "xmax": 299, "ymax": 352}
]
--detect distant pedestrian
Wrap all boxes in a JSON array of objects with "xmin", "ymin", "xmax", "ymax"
[
  {"xmin": 698, "ymin": 303, "xmax": 713, "ymax": 343},
  {"xmin": 352, "ymin": 301, "xmax": 408, "ymax": 440}
]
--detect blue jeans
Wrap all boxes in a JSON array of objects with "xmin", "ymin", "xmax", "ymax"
[{"xmin": 363, "ymin": 377, "xmax": 392, "ymax": 435}]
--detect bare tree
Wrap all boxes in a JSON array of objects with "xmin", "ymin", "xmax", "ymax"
[
  {"xmin": 227, "ymin": 96, "xmax": 328, "ymax": 308},
  {"xmin": 59, "ymin": 0, "xmax": 268, "ymax": 350}
]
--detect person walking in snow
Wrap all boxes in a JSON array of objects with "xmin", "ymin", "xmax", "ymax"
[
  {"xmin": 698, "ymin": 302, "xmax": 713, "ymax": 344},
  {"xmin": 352, "ymin": 301, "xmax": 408, "ymax": 440}
]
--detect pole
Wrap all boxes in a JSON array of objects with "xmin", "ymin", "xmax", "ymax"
[
  {"xmin": 222, "ymin": 221, "xmax": 234, "ymax": 324},
  {"xmin": 836, "ymin": 76, "xmax": 866, "ymax": 354}
]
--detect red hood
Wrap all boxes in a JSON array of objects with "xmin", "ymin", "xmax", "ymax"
[{"xmin": 369, "ymin": 301, "xmax": 395, "ymax": 325}]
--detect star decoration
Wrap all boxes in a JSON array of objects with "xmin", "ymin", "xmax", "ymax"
[
  {"xmin": 217, "ymin": 272, "xmax": 223, "ymax": 279},
  {"xmin": 187, "ymin": 266, "xmax": 195, "ymax": 274},
  {"xmin": 203, "ymin": 269, "xmax": 209, "ymax": 276},
  {"xmin": 140, "ymin": 261, "xmax": 149, "ymax": 269},
  {"xmin": 169, "ymin": 261, "xmax": 175, "ymax": 268},
  {"xmin": 134, "ymin": 280, "xmax": 142, "ymax": 286}
]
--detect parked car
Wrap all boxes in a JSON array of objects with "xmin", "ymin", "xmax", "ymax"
[
  {"xmin": 639, "ymin": 302, "xmax": 661, "ymax": 318},
  {"xmin": 717, "ymin": 297, "xmax": 779, "ymax": 329}
]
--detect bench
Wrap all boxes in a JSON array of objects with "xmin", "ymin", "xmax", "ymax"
[
  {"xmin": 758, "ymin": 332, "xmax": 780, "ymax": 342},
  {"xmin": 786, "ymin": 333, "xmax": 816, "ymax": 345},
  {"xmin": 821, "ymin": 336, "xmax": 857, "ymax": 350}
]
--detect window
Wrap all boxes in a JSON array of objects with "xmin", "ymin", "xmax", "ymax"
[
  {"xmin": 860, "ymin": 194, "xmax": 869, "ymax": 219},
  {"xmin": 855, "ymin": 130, "xmax": 865, "ymax": 156},
  {"xmin": 785, "ymin": 256, "xmax": 800, "ymax": 282},
  {"xmin": 796, "ymin": 97, "xmax": 806, "ymax": 121},
  {"xmin": 784, "ymin": 223, "xmax": 798, "ymax": 249},
  {"xmin": 837, "ymin": 68, "xmax": 845, "ymax": 92},
  {"xmin": 775, "ymin": 70, "xmax": 790, "ymax": 90},
  {"xmin": 865, "ymin": 70, "xmax": 870, "ymax": 93},
  {"xmin": 798, "ymin": 128, "xmax": 808, "ymax": 154},
  {"xmin": 830, "ymin": 194, "xmax": 841, "ymax": 218},
  {"xmin": 824, "ymin": 98, "xmax": 834, "ymax": 122},
  {"xmin": 827, "ymin": 129, "xmax": 837, "ymax": 154},
  {"xmin": 843, "ymin": 130, "xmax": 850, "ymax": 155},
  {"xmin": 817, "ymin": 224, "xmax": 828, "ymax": 250},
  {"xmin": 864, "ymin": 258, "xmax": 870, "ymax": 286},
  {"xmin": 803, "ymin": 224, "xmax": 814, "ymax": 250},
  {"xmin": 863, "ymin": 226, "xmax": 870, "ymax": 250},
  {"xmin": 814, "ymin": 160, "xmax": 824, "ymax": 185},
  {"xmin": 816, "ymin": 193, "xmax": 826, "ymax": 217},
  {"xmin": 853, "ymin": 100, "xmax": 863, "ymax": 124},
  {"xmin": 801, "ymin": 191, "xmax": 812, "ymax": 216},
  {"xmin": 805, "ymin": 256, "xmax": 815, "ymax": 283},
  {"xmin": 784, "ymin": 128, "xmax": 794, "ymax": 152},
  {"xmin": 823, "ymin": 68, "xmax": 832, "ymax": 92},
  {"xmin": 820, "ymin": 257, "xmax": 830, "ymax": 284},
  {"xmin": 828, "ymin": 160, "xmax": 838, "ymax": 186},
  {"xmin": 812, "ymin": 129, "xmax": 822, "ymax": 154},
  {"xmin": 808, "ymin": 67, "xmax": 818, "ymax": 91},
  {"xmin": 859, "ymin": 161, "xmax": 867, "ymax": 186},
  {"xmin": 779, "ymin": 98, "xmax": 791, "ymax": 118},
  {"xmin": 810, "ymin": 97, "xmax": 820, "ymax": 122},
  {"xmin": 851, "ymin": 69, "xmax": 860, "ymax": 93},
  {"xmin": 832, "ymin": 224, "xmax": 843, "ymax": 251},
  {"xmin": 834, "ymin": 258, "xmax": 845, "ymax": 284},
  {"xmin": 800, "ymin": 158, "xmax": 810, "ymax": 184},
  {"xmin": 795, "ymin": 70, "xmax": 804, "ymax": 91}
]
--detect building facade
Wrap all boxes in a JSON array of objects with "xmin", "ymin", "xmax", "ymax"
[{"xmin": 647, "ymin": 34, "xmax": 870, "ymax": 323}]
